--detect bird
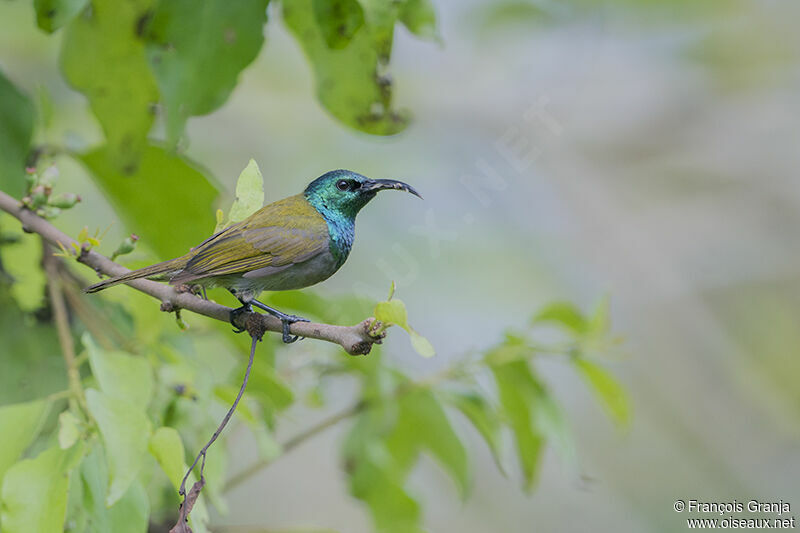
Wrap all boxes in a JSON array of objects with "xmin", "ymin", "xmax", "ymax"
[{"xmin": 84, "ymin": 169, "xmax": 421, "ymax": 342}]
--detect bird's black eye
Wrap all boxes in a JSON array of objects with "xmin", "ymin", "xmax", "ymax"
[{"xmin": 336, "ymin": 179, "xmax": 349, "ymax": 191}]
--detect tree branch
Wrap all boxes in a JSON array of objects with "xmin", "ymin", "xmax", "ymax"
[{"xmin": 0, "ymin": 189, "xmax": 384, "ymax": 355}]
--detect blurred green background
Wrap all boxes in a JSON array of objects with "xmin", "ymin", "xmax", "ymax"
[{"xmin": 2, "ymin": 0, "xmax": 799, "ymax": 531}]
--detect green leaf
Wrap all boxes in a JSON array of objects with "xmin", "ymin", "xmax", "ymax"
[
  {"xmin": 79, "ymin": 445, "xmax": 150, "ymax": 533},
  {"xmin": 348, "ymin": 443, "xmax": 424, "ymax": 533},
  {"xmin": 0, "ymin": 286, "xmax": 66, "ymax": 405},
  {"xmin": 384, "ymin": 389, "xmax": 470, "ymax": 496},
  {"xmin": 83, "ymin": 334, "xmax": 152, "ymax": 405},
  {"xmin": 83, "ymin": 333, "xmax": 153, "ymax": 407},
  {"xmin": 148, "ymin": 426, "xmax": 184, "ymax": 490},
  {"xmin": 213, "ymin": 386, "xmax": 258, "ymax": 422},
  {"xmin": 85, "ymin": 389, "xmax": 151, "ymax": 506},
  {"xmin": 0, "ymin": 399, "xmax": 50, "ymax": 483},
  {"xmin": 144, "ymin": 0, "xmax": 268, "ymax": 144},
  {"xmin": 0, "ymin": 444, "xmax": 85, "ymax": 533},
  {"xmin": 148, "ymin": 427, "xmax": 210, "ymax": 533},
  {"xmin": 586, "ymin": 293, "xmax": 611, "ymax": 338},
  {"xmin": 374, "ymin": 299, "xmax": 407, "ymax": 327},
  {"xmin": 0, "ymin": 70, "xmax": 35, "ymax": 198},
  {"xmin": 491, "ymin": 360, "xmax": 544, "ymax": 491},
  {"xmin": 442, "ymin": 390, "xmax": 505, "ymax": 473},
  {"xmin": 531, "ymin": 301, "xmax": 587, "ymax": 335},
  {"xmin": 80, "ymin": 144, "xmax": 219, "ymax": 258},
  {"xmin": 60, "ymin": 0, "xmax": 159, "ymax": 173},
  {"xmin": 34, "ymin": 0, "xmax": 89, "ymax": 33},
  {"xmin": 0, "ymin": 220, "xmax": 46, "ymax": 313},
  {"xmin": 312, "ymin": 0, "xmax": 365, "ymax": 49},
  {"xmin": 216, "ymin": 158, "xmax": 265, "ymax": 232},
  {"xmin": 398, "ymin": 0, "xmax": 438, "ymax": 41},
  {"xmin": 214, "ymin": 382, "xmax": 284, "ymax": 460},
  {"xmin": 106, "ymin": 480, "xmax": 149, "ymax": 533},
  {"xmin": 574, "ymin": 358, "xmax": 631, "ymax": 428},
  {"xmin": 283, "ymin": 0, "xmax": 410, "ymax": 135},
  {"xmin": 483, "ymin": 334, "xmax": 530, "ymax": 367},
  {"xmin": 409, "ymin": 331, "xmax": 435, "ymax": 358},
  {"xmin": 247, "ymin": 361, "xmax": 294, "ymax": 427},
  {"xmin": 374, "ymin": 298, "xmax": 435, "ymax": 357},
  {"xmin": 531, "ymin": 387, "xmax": 575, "ymax": 468},
  {"xmin": 57, "ymin": 410, "xmax": 81, "ymax": 450}
]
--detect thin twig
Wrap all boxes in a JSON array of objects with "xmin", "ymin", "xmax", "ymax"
[
  {"xmin": 43, "ymin": 241, "xmax": 87, "ymax": 412},
  {"xmin": 172, "ymin": 333, "xmax": 260, "ymax": 533},
  {"xmin": 0, "ymin": 189, "xmax": 385, "ymax": 355}
]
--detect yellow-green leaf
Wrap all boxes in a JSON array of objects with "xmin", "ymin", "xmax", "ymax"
[
  {"xmin": 409, "ymin": 329, "xmax": 435, "ymax": 358},
  {"xmin": 283, "ymin": 0, "xmax": 411, "ymax": 135},
  {"xmin": 443, "ymin": 391, "xmax": 505, "ymax": 473},
  {"xmin": 491, "ymin": 360, "xmax": 544, "ymax": 491},
  {"xmin": 374, "ymin": 297, "xmax": 435, "ymax": 357},
  {"xmin": 399, "ymin": 0, "xmax": 439, "ymax": 41},
  {"xmin": 34, "ymin": 0, "xmax": 88, "ymax": 33},
  {"xmin": 0, "ymin": 399, "xmax": 50, "ymax": 482},
  {"xmin": 374, "ymin": 299, "xmax": 408, "ymax": 329},
  {"xmin": 148, "ymin": 426, "xmax": 185, "ymax": 490},
  {"xmin": 85, "ymin": 389, "xmax": 151, "ymax": 506},
  {"xmin": 0, "ymin": 444, "xmax": 85, "ymax": 533},
  {"xmin": 148, "ymin": 427, "xmax": 210, "ymax": 533},
  {"xmin": 224, "ymin": 159, "xmax": 265, "ymax": 228},
  {"xmin": 0, "ymin": 222, "xmax": 46, "ymax": 313},
  {"xmin": 587, "ymin": 293, "xmax": 611, "ymax": 338},
  {"xmin": 384, "ymin": 389, "xmax": 470, "ymax": 496},
  {"xmin": 531, "ymin": 301, "xmax": 587, "ymax": 334},
  {"xmin": 57, "ymin": 411, "xmax": 81, "ymax": 450},
  {"xmin": 79, "ymin": 445, "xmax": 150, "ymax": 533},
  {"xmin": 574, "ymin": 358, "xmax": 631, "ymax": 428},
  {"xmin": 84, "ymin": 333, "xmax": 153, "ymax": 407}
]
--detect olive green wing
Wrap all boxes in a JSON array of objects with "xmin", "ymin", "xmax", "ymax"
[{"xmin": 171, "ymin": 195, "xmax": 329, "ymax": 283}]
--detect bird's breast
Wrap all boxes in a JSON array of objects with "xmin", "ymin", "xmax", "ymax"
[{"xmin": 227, "ymin": 248, "xmax": 342, "ymax": 293}]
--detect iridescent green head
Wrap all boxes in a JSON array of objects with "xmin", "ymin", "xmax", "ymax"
[{"xmin": 303, "ymin": 169, "xmax": 421, "ymax": 221}]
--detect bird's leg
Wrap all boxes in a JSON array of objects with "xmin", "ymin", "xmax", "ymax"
[
  {"xmin": 249, "ymin": 299, "xmax": 310, "ymax": 344},
  {"xmin": 229, "ymin": 302, "xmax": 252, "ymax": 334}
]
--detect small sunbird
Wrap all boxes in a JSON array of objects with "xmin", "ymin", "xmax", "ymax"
[{"xmin": 85, "ymin": 169, "xmax": 421, "ymax": 342}]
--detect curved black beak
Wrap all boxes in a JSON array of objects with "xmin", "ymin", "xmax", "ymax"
[{"xmin": 362, "ymin": 179, "xmax": 422, "ymax": 199}]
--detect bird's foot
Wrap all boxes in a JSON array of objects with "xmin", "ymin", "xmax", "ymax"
[
  {"xmin": 229, "ymin": 304, "xmax": 252, "ymax": 334},
  {"xmin": 277, "ymin": 314, "xmax": 310, "ymax": 344},
  {"xmin": 249, "ymin": 299, "xmax": 310, "ymax": 343}
]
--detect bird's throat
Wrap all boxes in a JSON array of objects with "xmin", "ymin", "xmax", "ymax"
[{"xmin": 305, "ymin": 195, "xmax": 356, "ymax": 267}]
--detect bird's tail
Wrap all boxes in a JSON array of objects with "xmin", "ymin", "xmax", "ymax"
[{"xmin": 83, "ymin": 256, "xmax": 189, "ymax": 293}]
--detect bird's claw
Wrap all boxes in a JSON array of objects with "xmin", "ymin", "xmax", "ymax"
[
  {"xmin": 279, "ymin": 315, "xmax": 309, "ymax": 344},
  {"xmin": 229, "ymin": 305, "xmax": 252, "ymax": 334}
]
